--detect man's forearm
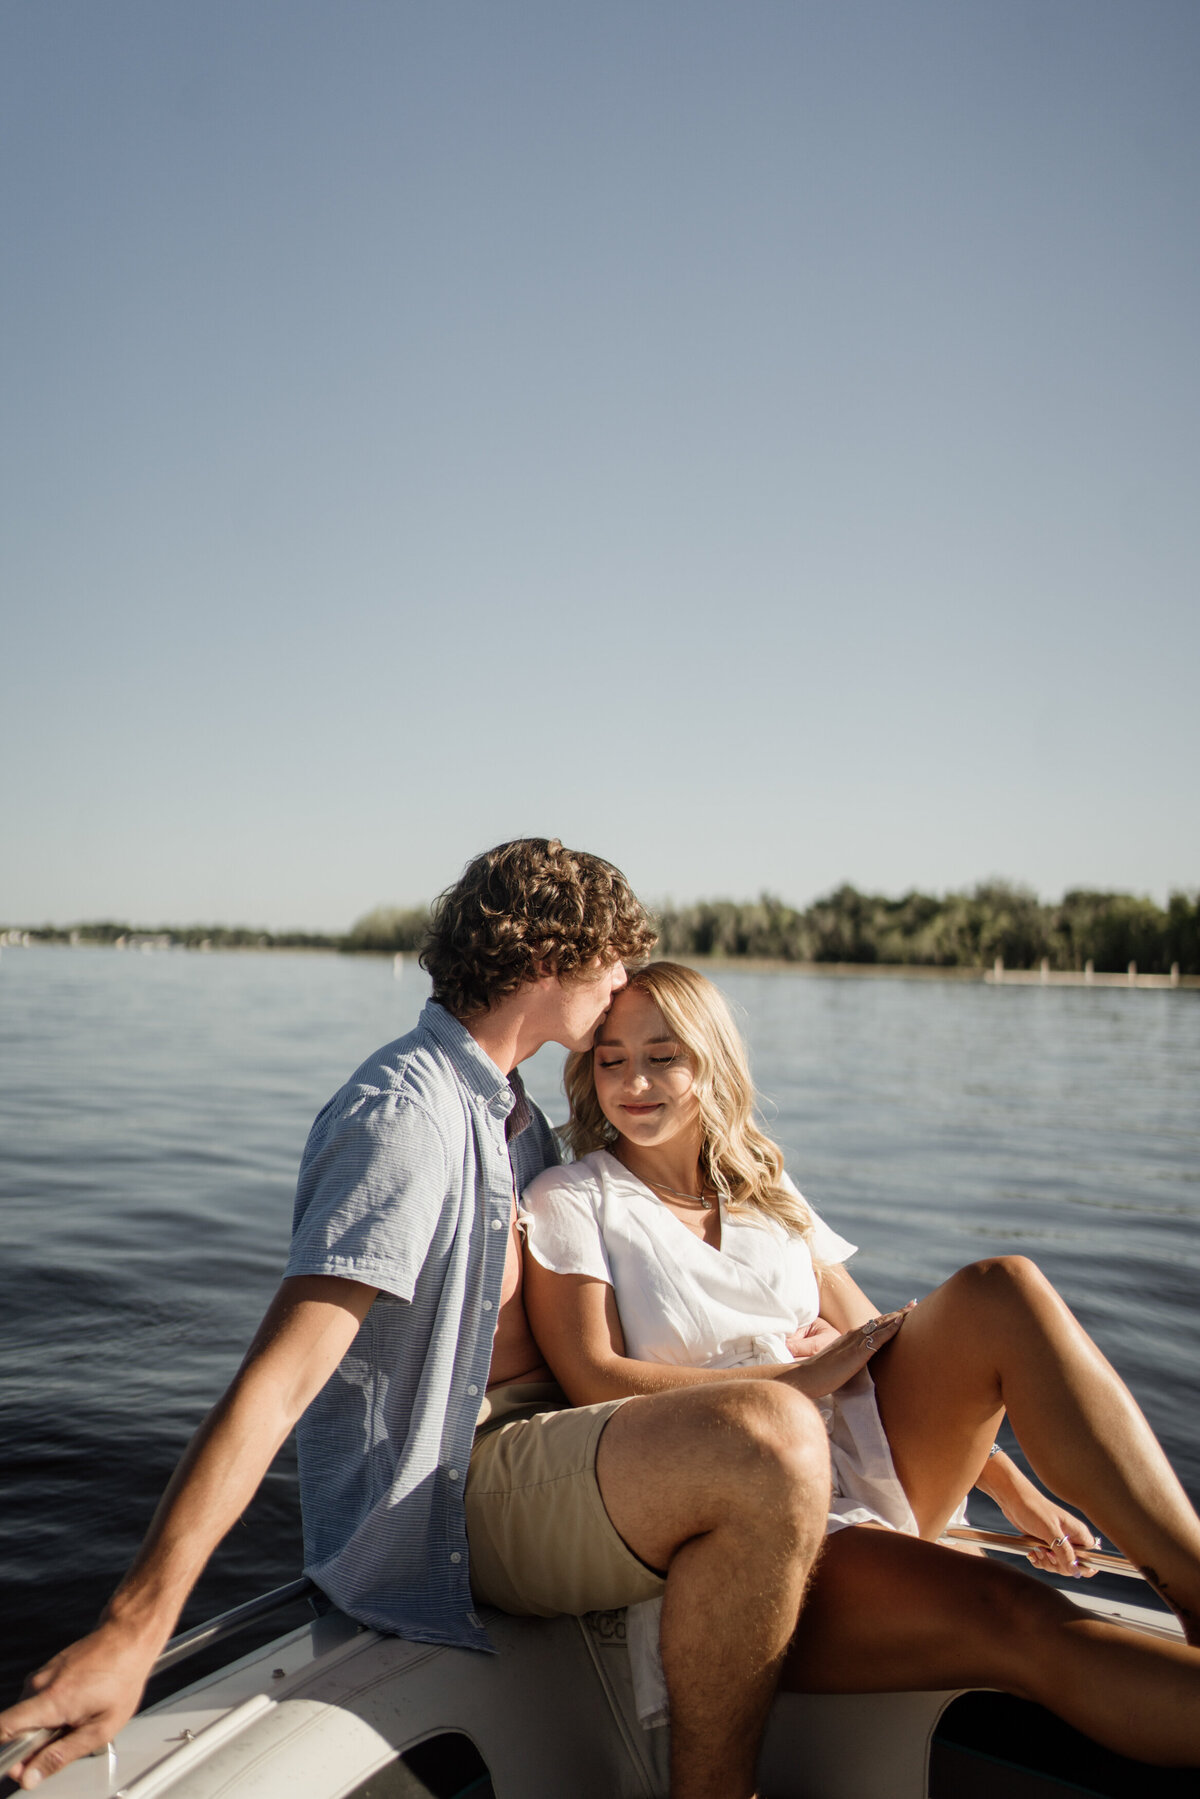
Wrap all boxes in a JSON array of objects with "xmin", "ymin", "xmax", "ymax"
[
  {"xmin": 0, "ymin": 1276, "xmax": 375, "ymax": 1792},
  {"xmin": 99, "ymin": 1372, "xmax": 299, "ymax": 1651},
  {"xmin": 99, "ymin": 1273, "xmax": 377, "ymax": 1646}
]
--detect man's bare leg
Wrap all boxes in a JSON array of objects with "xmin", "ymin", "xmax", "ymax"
[{"xmin": 596, "ymin": 1381, "xmax": 830, "ymax": 1799}]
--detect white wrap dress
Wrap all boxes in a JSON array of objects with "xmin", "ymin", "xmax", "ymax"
[{"xmin": 522, "ymin": 1148, "xmax": 958, "ymax": 1726}]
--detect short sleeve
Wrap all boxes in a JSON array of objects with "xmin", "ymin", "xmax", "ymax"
[
  {"xmin": 782, "ymin": 1172, "xmax": 857, "ymax": 1265},
  {"xmin": 286, "ymin": 1093, "xmax": 449, "ymax": 1302},
  {"xmin": 522, "ymin": 1162, "xmax": 613, "ymax": 1285}
]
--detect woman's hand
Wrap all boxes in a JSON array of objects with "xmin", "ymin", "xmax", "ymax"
[
  {"xmin": 784, "ymin": 1317, "xmax": 841, "ymax": 1358},
  {"xmin": 783, "ymin": 1307, "xmax": 911, "ymax": 1399},
  {"xmin": 979, "ymin": 1452, "xmax": 1099, "ymax": 1578}
]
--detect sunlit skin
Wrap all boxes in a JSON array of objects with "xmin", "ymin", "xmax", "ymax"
[
  {"xmin": 593, "ymin": 991, "xmax": 842, "ymax": 1348},
  {"xmin": 0, "ymin": 957, "xmax": 631, "ymax": 1790},
  {"xmin": 480, "ymin": 958, "xmax": 631, "ymax": 1390},
  {"xmin": 592, "ymin": 987, "xmax": 712, "ymax": 1228},
  {"xmin": 9, "ymin": 967, "xmax": 1200, "ymax": 1799},
  {"xmin": 522, "ymin": 978, "xmax": 1200, "ymax": 1787}
]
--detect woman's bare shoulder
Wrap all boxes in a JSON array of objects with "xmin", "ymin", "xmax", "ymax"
[{"xmin": 523, "ymin": 1151, "xmax": 607, "ymax": 1207}]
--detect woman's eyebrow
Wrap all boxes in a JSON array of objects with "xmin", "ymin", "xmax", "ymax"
[
  {"xmin": 594, "ymin": 1034, "xmax": 678, "ymax": 1048},
  {"xmin": 596, "ymin": 1035, "xmax": 677, "ymax": 1048}
]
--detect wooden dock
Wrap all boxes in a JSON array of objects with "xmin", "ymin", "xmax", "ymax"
[{"xmin": 984, "ymin": 957, "xmax": 1192, "ymax": 990}]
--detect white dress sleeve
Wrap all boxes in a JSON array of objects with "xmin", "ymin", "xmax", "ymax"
[
  {"xmin": 782, "ymin": 1172, "xmax": 857, "ymax": 1266},
  {"xmin": 521, "ymin": 1160, "xmax": 613, "ymax": 1284}
]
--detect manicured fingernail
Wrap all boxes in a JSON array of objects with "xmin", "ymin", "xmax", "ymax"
[{"xmin": 25, "ymin": 1773, "xmax": 41, "ymax": 1789}]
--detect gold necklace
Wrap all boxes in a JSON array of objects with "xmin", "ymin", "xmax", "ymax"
[{"xmin": 645, "ymin": 1176, "xmax": 715, "ymax": 1211}]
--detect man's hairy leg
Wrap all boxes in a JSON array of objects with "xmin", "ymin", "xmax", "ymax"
[{"xmin": 596, "ymin": 1381, "xmax": 830, "ymax": 1799}]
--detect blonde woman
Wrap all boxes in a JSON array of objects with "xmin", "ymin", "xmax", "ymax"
[{"xmin": 521, "ymin": 962, "xmax": 1200, "ymax": 1765}]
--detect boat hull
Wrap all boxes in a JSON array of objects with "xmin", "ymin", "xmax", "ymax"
[{"xmin": 31, "ymin": 1589, "xmax": 1187, "ymax": 1799}]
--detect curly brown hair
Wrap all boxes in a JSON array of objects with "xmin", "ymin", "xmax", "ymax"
[{"xmin": 420, "ymin": 838, "xmax": 656, "ymax": 1019}]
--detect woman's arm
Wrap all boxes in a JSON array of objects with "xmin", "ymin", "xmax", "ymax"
[
  {"xmin": 815, "ymin": 1260, "xmax": 884, "ymax": 1332},
  {"xmin": 522, "ymin": 1257, "xmax": 906, "ymax": 1407},
  {"xmin": 974, "ymin": 1447, "xmax": 1099, "ymax": 1576}
]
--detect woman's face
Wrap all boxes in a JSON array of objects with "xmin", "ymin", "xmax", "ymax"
[{"xmin": 592, "ymin": 985, "xmax": 702, "ymax": 1153}]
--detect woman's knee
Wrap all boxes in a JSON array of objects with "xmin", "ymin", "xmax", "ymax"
[{"xmin": 944, "ymin": 1254, "xmax": 1053, "ymax": 1315}]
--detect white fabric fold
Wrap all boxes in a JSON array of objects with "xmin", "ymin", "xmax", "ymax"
[{"xmin": 521, "ymin": 1152, "xmax": 969, "ymax": 1730}]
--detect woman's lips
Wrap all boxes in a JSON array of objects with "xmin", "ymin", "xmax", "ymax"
[{"xmin": 621, "ymin": 1103, "xmax": 663, "ymax": 1115}]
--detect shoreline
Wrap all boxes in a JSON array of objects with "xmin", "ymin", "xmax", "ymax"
[
  {"xmin": 675, "ymin": 955, "xmax": 1200, "ymax": 990},
  {"xmin": 5, "ymin": 939, "xmax": 1198, "ymax": 990}
]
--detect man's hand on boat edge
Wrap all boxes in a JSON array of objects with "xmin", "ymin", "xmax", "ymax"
[
  {"xmin": 0, "ymin": 1617, "xmax": 164, "ymax": 1788},
  {"xmin": 0, "ymin": 1277, "xmax": 377, "ymax": 1789}
]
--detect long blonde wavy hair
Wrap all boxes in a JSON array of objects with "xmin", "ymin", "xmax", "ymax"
[{"xmin": 562, "ymin": 961, "xmax": 818, "ymax": 1247}]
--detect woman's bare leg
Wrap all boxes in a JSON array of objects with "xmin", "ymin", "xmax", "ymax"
[
  {"xmin": 782, "ymin": 1528, "xmax": 1200, "ymax": 1767},
  {"xmin": 867, "ymin": 1256, "xmax": 1200, "ymax": 1636}
]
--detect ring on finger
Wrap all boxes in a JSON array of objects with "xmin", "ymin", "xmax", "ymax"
[{"xmin": 1050, "ymin": 1535, "xmax": 1069, "ymax": 1549}]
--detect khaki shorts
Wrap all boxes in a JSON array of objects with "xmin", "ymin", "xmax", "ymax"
[{"xmin": 465, "ymin": 1381, "xmax": 666, "ymax": 1618}]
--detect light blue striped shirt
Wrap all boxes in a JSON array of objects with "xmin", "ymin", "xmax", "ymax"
[{"xmin": 286, "ymin": 999, "xmax": 558, "ymax": 1650}]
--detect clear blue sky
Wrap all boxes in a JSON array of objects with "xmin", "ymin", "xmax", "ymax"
[{"xmin": 3, "ymin": 1, "xmax": 1197, "ymax": 931}]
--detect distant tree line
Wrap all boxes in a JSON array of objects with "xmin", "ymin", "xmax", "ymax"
[
  {"xmin": 340, "ymin": 907, "xmax": 431, "ymax": 953},
  {"xmin": 10, "ymin": 885, "xmax": 1198, "ymax": 974},
  {"xmin": 16, "ymin": 922, "xmax": 341, "ymax": 950},
  {"xmin": 339, "ymin": 883, "xmax": 1200, "ymax": 974},
  {"xmin": 653, "ymin": 883, "xmax": 1200, "ymax": 975}
]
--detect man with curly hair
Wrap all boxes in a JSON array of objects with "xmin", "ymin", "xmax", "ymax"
[{"xmin": 4, "ymin": 839, "xmax": 832, "ymax": 1799}]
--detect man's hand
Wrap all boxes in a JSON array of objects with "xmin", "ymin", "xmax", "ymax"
[
  {"xmin": 784, "ymin": 1317, "xmax": 841, "ymax": 1359},
  {"xmin": 0, "ymin": 1621, "xmax": 160, "ymax": 1789},
  {"xmin": 0, "ymin": 1275, "xmax": 375, "ymax": 1789}
]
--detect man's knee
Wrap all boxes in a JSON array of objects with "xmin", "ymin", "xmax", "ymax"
[
  {"xmin": 597, "ymin": 1382, "xmax": 828, "ymax": 1572},
  {"xmin": 693, "ymin": 1380, "xmax": 830, "ymax": 1508}
]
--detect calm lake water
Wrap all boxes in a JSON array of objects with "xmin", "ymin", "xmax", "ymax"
[{"xmin": 1, "ymin": 946, "xmax": 1198, "ymax": 1704}]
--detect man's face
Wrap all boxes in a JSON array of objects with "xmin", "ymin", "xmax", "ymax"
[{"xmin": 542, "ymin": 957, "xmax": 629, "ymax": 1053}]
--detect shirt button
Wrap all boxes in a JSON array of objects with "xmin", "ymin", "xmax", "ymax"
[
  {"xmin": 481, "ymin": 1299, "xmax": 493, "ymax": 1311},
  {"xmin": 491, "ymin": 1217, "xmax": 503, "ymax": 1230},
  {"xmin": 448, "ymin": 1468, "xmax": 460, "ymax": 1480},
  {"xmin": 450, "ymin": 1552, "xmax": 462, "ymax": 1564},
  {"xmin": 467, "ymin": 1384, "xmax": 479, "ymax": 1397}
]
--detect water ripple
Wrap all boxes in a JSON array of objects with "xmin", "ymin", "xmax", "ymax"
[{"xmin": 1, "ymin": 949, "xmax": 1197, "ymax": 1699}]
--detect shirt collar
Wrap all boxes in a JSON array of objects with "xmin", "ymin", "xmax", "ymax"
[{"xmin": 420, "ymin": 999, "xmax": 532, "ymax": 1130}]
